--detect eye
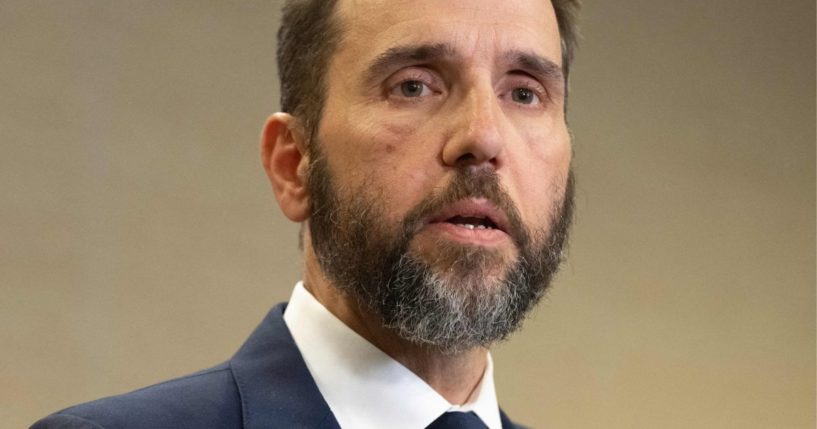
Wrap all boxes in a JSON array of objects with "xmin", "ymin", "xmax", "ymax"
[
  {"xmin": 394, "ymin": 80, "xmax": 430, "ymax": 98},
  {"xmin": 511, "ymin": 87, "xmax": 540, "ymax": 105}
]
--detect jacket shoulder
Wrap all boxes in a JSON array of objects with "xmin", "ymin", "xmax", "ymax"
[{"xmin": 31, "ymin": 362, "xmax": 242, "ymax": 429}]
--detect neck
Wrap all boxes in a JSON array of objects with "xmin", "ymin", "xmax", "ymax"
[{"xmin": 302, "ymin": 245, "xmax": 488, "ymax": 405}]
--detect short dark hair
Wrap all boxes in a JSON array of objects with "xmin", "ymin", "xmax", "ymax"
[{"xmin": 277, "ymin": 0, "xmax": 580, "ymax": 137}]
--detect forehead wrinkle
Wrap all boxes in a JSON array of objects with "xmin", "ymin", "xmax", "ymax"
[{"xmin": 334, "ymin": 3, "xmax": 564, "ymax": 99}]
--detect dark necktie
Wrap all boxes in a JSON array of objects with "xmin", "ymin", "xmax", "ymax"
[{"xmin": 426, "ymin": 411, "xmax": 488, "ymax": 429}]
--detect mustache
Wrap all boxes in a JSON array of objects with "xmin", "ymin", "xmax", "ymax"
[{"xmin": 400, "ymin": 167, "xmax": 530, "ymax": 248}]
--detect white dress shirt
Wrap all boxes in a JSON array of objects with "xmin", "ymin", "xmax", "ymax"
[{"xmin": 283, "ymin": 282, "xmax": 503, "ymax": 429}]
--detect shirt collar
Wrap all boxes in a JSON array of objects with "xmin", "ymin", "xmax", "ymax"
[{"xmin": 284, "ymin": 282, "xmax": 503, "ymax": 429}]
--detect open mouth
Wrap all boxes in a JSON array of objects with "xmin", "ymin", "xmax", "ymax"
[
  {"xmin": 427, "ymin": 199, "xmax": 510, "ymax": 236},
  {"xmin": 445, "ymin": 215, "xmax": 499, "ymax": 230}
]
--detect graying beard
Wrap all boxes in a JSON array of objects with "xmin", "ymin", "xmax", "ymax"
[
  {"xmin": 307, "ymin": 149, "xmax": 574, "ymax": 354},
  {"xmin": 366, "ymin": 251, "xmax": 539, "ymax": 355}
]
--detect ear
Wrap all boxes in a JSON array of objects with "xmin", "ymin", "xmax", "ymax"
[{"xmin": 261, "ymin": 112, "xmax": 310, "ymax": 222}]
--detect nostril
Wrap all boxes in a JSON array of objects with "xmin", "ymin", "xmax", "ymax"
[{"xmin": 455, "ymin": 153, "xmax": 477, "ymax": 164}]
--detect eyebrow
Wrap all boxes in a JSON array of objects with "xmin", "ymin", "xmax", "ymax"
[
  {"xmin": 363, "ymin": 43, "xmax": 457, "ymax": 83},
  {"xmin": 504, "ymin": 50, "xmax": 565, "ymax": 89},
  {"xmin": 362, "ymin": 42, "xmax": 565, "ymax": 91}
]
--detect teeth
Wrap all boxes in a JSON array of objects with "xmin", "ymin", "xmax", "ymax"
[{"xmin": 455, "ymin": 223, "xmax": 492, "ymax": 230}]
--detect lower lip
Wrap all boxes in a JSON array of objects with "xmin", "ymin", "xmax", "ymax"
[{"xmin": 423, "ymin": 222, "xmax": 510, "ymax": 246}]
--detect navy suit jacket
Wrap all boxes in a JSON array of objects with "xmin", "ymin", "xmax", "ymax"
[{"xmin": 32, "ymin": 303, "xmax": 523, "ymax": 429}]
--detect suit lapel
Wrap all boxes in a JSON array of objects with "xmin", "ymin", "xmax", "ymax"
[
  {"xmin": 230, "ymin": 303, "xmax": 526, "ymax": 429},
  {"xmin": 230, "ymin": 303, "xmax": 341, "ymax": 429}
]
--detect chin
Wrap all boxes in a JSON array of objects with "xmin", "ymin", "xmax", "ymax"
[{"xmin": 410, "ymin": 239, "xmax": 517, "ymax": 289}]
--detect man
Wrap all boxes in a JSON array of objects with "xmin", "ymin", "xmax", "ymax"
[{"xmin": 33, "ymin": 0, "xmax": 579, "ymax": 428}]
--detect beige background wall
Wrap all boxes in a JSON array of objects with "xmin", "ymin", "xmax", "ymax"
[{"xmin": 2, "ymin": 1, "xmax": 814, "ymax": 427}]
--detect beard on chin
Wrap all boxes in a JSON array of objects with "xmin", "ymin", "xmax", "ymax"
[{"xmin": 306, "ymin": 147, "xmax": 575, "ymax": 355}]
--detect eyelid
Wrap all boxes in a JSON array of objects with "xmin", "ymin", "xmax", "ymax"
[
  {"xmin": 504, "ymin": 73, "xmax": 550, "ymax": 105},
  {"xmin": 384, "ymin": 67, "xmax": 441, "ymax": 95}
]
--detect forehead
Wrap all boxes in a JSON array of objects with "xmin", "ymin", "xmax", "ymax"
[{"xmin": 332, "ymin": 0, "xmax": 562, "ymax": 69}]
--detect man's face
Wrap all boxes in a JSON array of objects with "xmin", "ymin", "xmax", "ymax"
[{"xmin": 307, "ymin": 0, "xmax": 573, "ymax": 352}]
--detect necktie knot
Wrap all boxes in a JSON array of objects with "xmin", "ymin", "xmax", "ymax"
[{"xmin": 426, "ymin": 411, "xmax": 487, "ymax": 429}]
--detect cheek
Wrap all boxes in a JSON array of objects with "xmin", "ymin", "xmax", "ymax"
[
  {"xmin": 509, "ymin": 126, "xmax": 572, "ymax": 226},
  {"xmin": 332, "ymin": 117, "xmax": 441, "ymax": 221},
  {"xmin": 334, "ymin": 103, "xmax": 424, "ymax": 163},
  {"xmin": 373, "ymin": 149, "xmax": 440, "ymax": 220}
]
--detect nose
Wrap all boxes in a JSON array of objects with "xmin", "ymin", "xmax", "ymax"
[{"xmin": 441, "ymin": 84, "xmax": 505, "ymax": 169}]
